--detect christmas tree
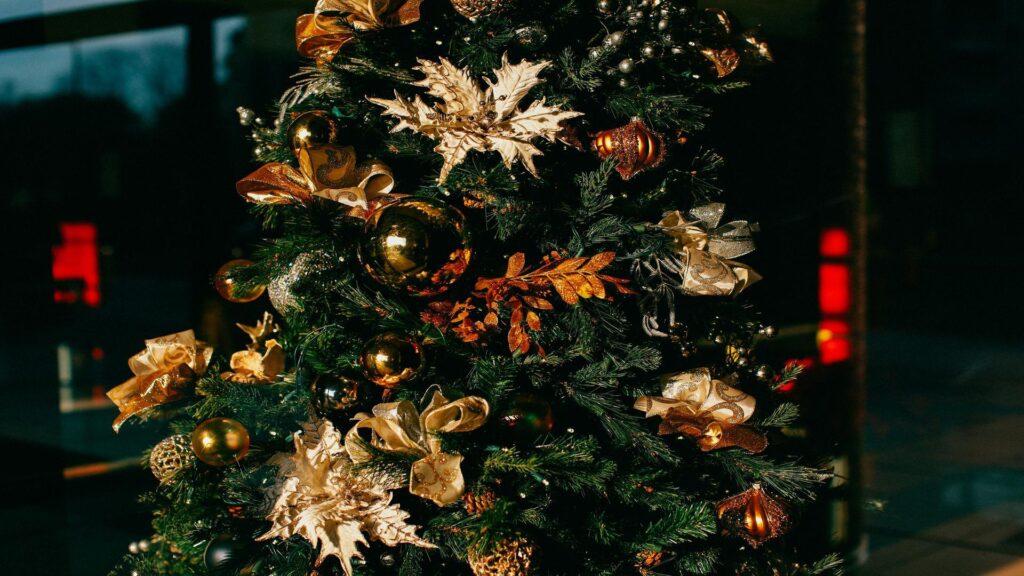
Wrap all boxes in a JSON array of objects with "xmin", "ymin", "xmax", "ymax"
[{"xmin": 111, "ymin": 1, "xmax": 843, "ymax": 574}]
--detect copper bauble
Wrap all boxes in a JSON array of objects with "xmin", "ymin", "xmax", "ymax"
[
  {"xmin": 191, "ymin": 417, "xmax": 251, "ymax": 466},
  {"xmin": 287, "ymin": 110, "xmax": 338, "ymax": 156},
  {"xmin": 592, "ymin": 119, "xmax": 666, "ymax": 180},
  {"xmin": 358, "ymin": 197, "xmax": 472, "ymax": 297},
  {"xmin": 312, "ymin": 374, "xmax": 364, "ymax": 416},
  {"xmin": 149, "ymin": 434, "xmax": 195, "ymax": 483},
  {"xmin": 214, "ymin": 259, "xmax": 265, "ymax": 303},
  {"xmin": 359, "ymin": 332, "xmax": 424, "ymax": 388}
]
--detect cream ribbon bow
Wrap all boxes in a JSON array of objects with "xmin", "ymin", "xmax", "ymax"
[
  {"xmin": 345, "ymin": 390, "xmax": 489, "ymax": 506},
  {"xmin": 657, "ymin": 203, "xmax": 761, "ymax": 296}
]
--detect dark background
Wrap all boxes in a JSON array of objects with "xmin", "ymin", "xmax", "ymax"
[{"xmin": 0, "ymin": 0, "xmax": 1021, "ymax": 574}]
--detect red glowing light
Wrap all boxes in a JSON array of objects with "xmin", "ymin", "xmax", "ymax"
[
  {"xmin": 52, "ymin": 223, "xmax": 100, "ymax": 307},
  {"xmin": 91, "ymin": 347, "xmax": 105, "ymax": 361},
  {"xmin": 819, "ymin": 263, "xmax": 850, "ymax": 315},
  {"xmin": 817, "ymin": 320, "xmax": 851, "ymax": 364},
  {"xmin": 820, "ymin": 228, "xmax": 850, "ymax": 258}
]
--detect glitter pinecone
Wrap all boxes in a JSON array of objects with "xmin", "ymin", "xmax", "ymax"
[
  {"xmin": 468, "ymin": 537, "xmax": 535, "ymax": 576},
  {"xmin": 449, "ymin": 0, "xmax": 515, "ymax": 20},
  {"xmin": 462, "ymin": 489, "xmax": 497, "ymax": 515}
]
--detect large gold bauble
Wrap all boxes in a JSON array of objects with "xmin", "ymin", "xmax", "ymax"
[
  {"xmin": 214, "ymin": 259, "xmax": 265, "ymax": 303},
  {"xmin": 358, "ymin": 197, "xmax": 472, "ymax": 297},
  {"xmin": 191, "ymin": 417, "xmax": 251, "ymax": 467},
  {"xmin": 359, "ymin": 332, "xmax": 424, "ymax": 388},
  {"xmin": 149, "ymin": 434, "xmax": 196, "ymax": 484},
  {"xmin": 468, "ymin": 536, "xmax": 535, "ymax": 576},
  {"xmin": 287, "ymin": 111, "xmax": 339, "ymax": 156}
]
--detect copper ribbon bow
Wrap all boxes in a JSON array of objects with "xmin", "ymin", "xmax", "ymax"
[
  {"xmin": 236, "ymin": 145, "xmax": 395, "ymax": 218},
  {"xmin": 634, "ymin": 368, "xmax": 767, "ymax": 453},
  {"xmin": 345, "ymin": 390, "xmax": 489, "ymax": 506},
  {"xmin": 297, "ymin": 0, "xmax": 423, "ymax": 65},
  {"xmin": 658, "ymin": 203, "xmax": 761, "ymax": 296},
  {"xmin": 222, "ymin": 312, "xmax": 285, "ymax": 384},
  {"xmin": 107, "ymin": 330, "xmax": 212, "ymax": 432}
]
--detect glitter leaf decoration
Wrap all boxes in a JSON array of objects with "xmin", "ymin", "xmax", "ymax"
[
  {"xmin": 368, "ymin": 53, "xmax": 583, "ymax": 183},
  {"xmin": 257, "ymin": 419, "xmax": 434, "ymax": 575}
]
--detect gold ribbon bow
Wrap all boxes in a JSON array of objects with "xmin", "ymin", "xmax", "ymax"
[
  {"xmin": 222, "ymin": 312, "xmax": 285, "ymax": 384},
  {"xmin": 345, "ymin": 390, "xmax": 489, "ymax": 506},
  {"xmin": 634, "ymin": 368, "xmax": 767, "ymax": 453},
  {"xmin": 657, "ymin": 203, "xmax": 761, "ymax": 296},
  {"xmin": 107, "ymin": 330, "xmax": 212, "ymax": 432},
  {"xmin": 236, "ymin": 145, "xmax": 395, "ymax": 218},
  {"xmin": 297, "ymin": 0, "xmax": 422, "ymax": 65}
]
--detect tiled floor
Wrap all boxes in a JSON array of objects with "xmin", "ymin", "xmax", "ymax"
[{"xmin": 861, "ymin": 332, "xmax": 1024, "ymax": 575}]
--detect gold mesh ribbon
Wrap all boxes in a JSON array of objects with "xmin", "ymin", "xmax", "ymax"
[
  {"xmin": 107, "ymin": 330, "xmax": 212, "ymax": 432},
  {"xmin": 297, "ymin": 0, "xmax": 422, "ymax": 65},
  {"xmin": 658, "ymin": 203, "xmax": 761, "ymax": 296},
  {"xmin": 634, "ymin": 368, "xmax": 767, "ymax": 453},
  {"xmin": 346, "ymin": 390, "xmax": 489, "ymax": 506},
  {"xmin": 236, "ymin": 145, "xmax": 395, "ymax": 218}
]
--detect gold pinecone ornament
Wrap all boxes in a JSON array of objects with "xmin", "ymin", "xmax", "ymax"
[
  {"xmin": 468, "ymin": 537, "xmax": 535, "ymax": 576},
  {"xmin": 462, "ymin": 489, "xmax": 497, "ymax": 515},
  {"xmin": 149, "ymin": 434, "xmax": 196, "ymax": 484},
  {"xmin": 450, "ymin": 0, "xmax": 514, "ymax": 20}
]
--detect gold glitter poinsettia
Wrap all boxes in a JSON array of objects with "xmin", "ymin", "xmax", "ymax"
[
  {"xmin": 368, "ymin": 54, "xmax": 583, "ymax": 183},
  {"xmin": 257, "ymin": 419, "xmax": 434, "ymax": 575},
  {"xmin": 221, "ymin": 312, "xmax": 285, "ymax": 384}
]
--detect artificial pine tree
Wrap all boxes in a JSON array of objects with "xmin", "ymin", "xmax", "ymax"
[{"xmin": 110, "ymin": 1, "xmax": 844, "ymax": 575}]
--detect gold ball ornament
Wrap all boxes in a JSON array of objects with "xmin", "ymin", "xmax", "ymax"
[
  {"xmin": 358, "ymin": 197, "xmax": 472, "ymax": 297},
  {"xmin": 468, "ymin": 536, "xmax": 536, "ymax": 576},
  {"xmin": 191, "ymin": 417, "xmax": 251, "ymax": 467},
  {"xmin": 359, "ymin": 332, "xmax": 424, "ymax": 388},
  {"xmin": 149, "ymin": 434, "xmax": 196, "ymax": 483},
  {"xmin": 214, "ymin": 259, "xmax": 265, "ymax": 303},
  {"xmin": 287, "ymin": 110, "xmax": 338, "ymax": 156},
  {"xmin": 450, "ymin": 0, "xmax": 515, "ymax": 19}
]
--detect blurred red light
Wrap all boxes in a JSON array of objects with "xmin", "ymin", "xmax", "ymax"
[
  {"xmin": 817, "ymin": 320, "xmax": 851, "ymax": 364},
  {"xmin": 91, "ymin": 347, "xmax": 105, "ymax": 361},
  {"xmin": 820, "ymin": 228, "xmax": 850, "ymax": 258},
  {"xmin": 52, "ymin": 222, "xmax": 100, "ymax": 307},
  {"xmin": 819, "ymin": 263, "xmax": 850, "ymax": 315}
]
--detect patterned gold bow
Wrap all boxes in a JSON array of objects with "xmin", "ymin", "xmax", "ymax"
[
  {"xmin": 657, "ymin": 203, "xmax": 761, "ymax": 296},
  {"xmin": 634, "ymin": 368, "xmax": 767, "ymax": 453},
  {"xmin": 222, "ymin": 312, "xmax": 285, "ymax": 384},
  {"xmin": 107, "ymin": 330, "xmax": 212, "ymax": 432},
  {"xmin": 345, "ymin": 390, "xmax": 489, "ymax": 506},
  {"xmin": 236, "ymin": 145, "xmax": 395, "ymax": 218},
  {"xmin": 297, "ymin": 0, "xmax": 422, "ymax": 65}
]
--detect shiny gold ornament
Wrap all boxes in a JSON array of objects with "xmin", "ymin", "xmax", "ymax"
[
  {"xmin": 287, "ymin": 111, "xmax": 339, "ymax": 156},
  {"xmin": 592, "ymin": 119, "xmax": 666, "ymax": 180},
  {"xmin": 214, "ymin": 259, "xmax": 265, "ymax": 303},
  {"xmin": 715, "ymin": 483, "xmax": 790, "ymax": 548},
  {"xmin": 358, "ymin": 197, "xmax": 472, "ymax": 297},
  {"xmin": 107, "ymin": 330, "xmax": 213, "ymax": 432},
  {"xmin": 257, "ymin": 419, "xmax": 434, "ymax": 576},
  {"xmin": 449, "ymin": 0, "xmax": 515, "ymax": 20},
  {"xmin": 149, "ymin": 434, "xmax": 196, "ymax": 484},
  {"xmin": 634, "ymin": 368, "xmax": 767, "ymax": 453},
  {"xmin": 468, "ymin": 536, "xmax": 535, "ymax": 576},
  {"xmin": 359, "ymin": 332, "xmax": 424, "ymax": 388},
  {"xmin": 191, "ymin": 417, "xmax": 251, "ymax": 467},
  {"xmin": 346, "ymin": 390, "xmax": 490, "ymax": 505},
  {"xmin": 312, "ymin": 374, "xmax": 363, "ymax": 417}
]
